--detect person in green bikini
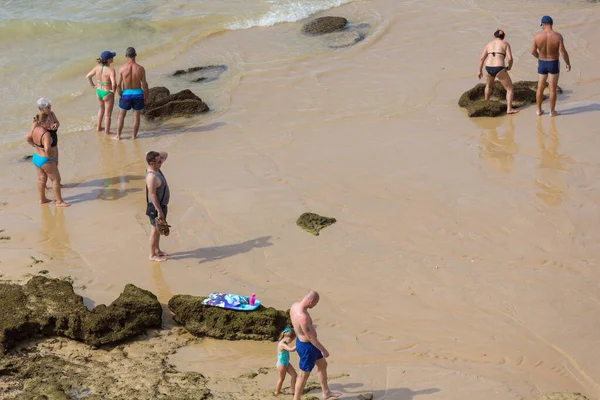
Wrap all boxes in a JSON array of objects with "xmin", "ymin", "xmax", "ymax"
[{"xmin": 86, "ymin": 51, "xmax": 117, "ymax": 135}]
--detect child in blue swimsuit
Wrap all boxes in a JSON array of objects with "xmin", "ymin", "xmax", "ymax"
[{"xmin": 274, "ymin": 328, "xmax": 297, "ymax": 396}]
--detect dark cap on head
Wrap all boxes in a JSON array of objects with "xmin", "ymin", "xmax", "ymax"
[
  {"xmin": 541, "ymin": 16, "xmax": 553, "ymax": 26},
  {"xmin": 100, "ymin": 51, "xmax": 116, "ymax": 62},
  {"xmin": 126, "ymin": 47, "xmax": 137, "ymax": 58}
]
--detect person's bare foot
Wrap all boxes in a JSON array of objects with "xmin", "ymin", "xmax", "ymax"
[
  {"xmin": 149, "ymin": 255, "xmax": 167, "ymax": 262},
  {"xmin": 550, "ymin": 111, "xmax": 561, "ymax": 117},
  {"xmin": 112, "ymin": 135, "xmax": 121, "ymax": 140},
  {"xmin": 105, "ymin": 131, "xmax": 112, "ymax": 135},
  {"xmin": 157, "ymin": 251, "xmax": 169, "ymax": 257},
  {"xmin": 323, "ymin": 391, "xmax": 342, "ymax": 399},
  {"xmin": 40, "ymin": 198, "xmax": 52, "ymax": 204},
  {"xmin": 55, "ymin": 201, "xmax": 71, "ymax": 207},
  {"xmin": 536, "ymin": 109, "xmax": 545, "ymax": 116},
  {"xmin": 507, "ymin": 109, "xmax": 520, "ymax": 114},
  {"xmin": 97, "ymin": 126, "xmax": 104, "ymax": 132}
]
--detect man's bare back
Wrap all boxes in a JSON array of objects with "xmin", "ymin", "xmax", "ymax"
[
  {"xmin": 290, "ymin": 301, "xmax": 313, "ymax": 343},
  {"xmin": 533, "ymin": 30, "xmax": 563, "ymax": 61},
  {"xmin": 119, "ymin": 62, "xmax": 146, "ymax": 91}
]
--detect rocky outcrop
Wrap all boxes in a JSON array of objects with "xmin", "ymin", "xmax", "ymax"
[
  {"xmin": 459, "ymin": 80, "xmax": 562, "ymax": 117},
  {"xmin": 0, "ymin": 276, "xmax": 162, "ymax": 354},
  {"xmin": 173, "ymin": 65, "xmax": 227, "ymax": 83},
  {"xmin": 143, "ymin": 87, "xmax": 209, "ymax": 121},
  {"xmin": 168, "ymin": 295, "xmax": 290, "ymax": 341},
  {"xmin": 530, "ymin": 394, "xmax": 590, "ymax": 400},
  {"xmin": 302, "ymin": 16, "xmax": 348, "ymax": 35},
  {"xmin": 296, "ymin": 212, "xmax": 337, "ymax": 236}
]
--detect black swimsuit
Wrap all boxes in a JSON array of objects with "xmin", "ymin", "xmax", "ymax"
[
  {"xmin": 47, "ymin": 129, "xmax": 58, "ymax": 147},
  {"xmin": 485, "ymin": 66, "xmax": 505, "ymax": 77},
  {"xmin": 485, "ymin": 51, "xmax": 507, "ymax": 77}
]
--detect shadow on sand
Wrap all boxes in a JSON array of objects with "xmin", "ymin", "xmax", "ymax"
[
  {"xmin": 168, "ymin": 236, "xmax": 273, "ymax": 263},
  {"xmin": 558, "ymin": 102, "xmax": 600, "ymax": 115},
  {"xmin": 63, "ymin": 175, "xmax": 145, "ymax": 189},
  {"xmin": 145, "ymin": 121, "xmax": 227, "ymax": 137},
  {"xmin": 64, "ymin": 187, "xmax": 143, "ymax": 204}
]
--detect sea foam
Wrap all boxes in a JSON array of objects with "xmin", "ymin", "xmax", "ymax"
[{"xmin": 226, "ymin": 0, "xmax": 353, "ymax": 30}]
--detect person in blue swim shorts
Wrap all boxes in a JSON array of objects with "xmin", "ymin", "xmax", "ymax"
[
  {"xmin": 290, "ymin": 291, "xmax": 342, "ymax": 400},
  {"xmin": 531, "ymin": 16, "xmax": 571, "ymax": 117},
  {"xmin": 115, "ymin": 47, "xmax": 149, "ymax": 140}
]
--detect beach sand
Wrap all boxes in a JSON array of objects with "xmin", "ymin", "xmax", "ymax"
[{"xmin": 1, "ymin": 0, "xmax": 600, "ymax": 398}]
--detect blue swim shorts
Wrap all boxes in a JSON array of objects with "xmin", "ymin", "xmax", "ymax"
[
  {"xmin": 296, "ymin": 338, "xmax": 323, "ymax": 372},
  {"xmin": 538, "ymin": 59, "xmax": 560, "ymax": 75},
  {"xmin": 119, "ymin": 88, "xmax": 145, "ymax": 111}
]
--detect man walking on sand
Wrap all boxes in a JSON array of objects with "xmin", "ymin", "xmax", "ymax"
[
  {"xmin": 146, "ymin": 151, "xmax": 170, "ymax": 262},
  {"xmin": 290, "ymin": 291, "xmax": 342, "ymax": 400},
  {"xmin": 116, "ymin": 47, "xmax": 149, "ymax": 139},
  {"xmin": 531, "ymin": 16, "xmax": 571, "ymax": 117}
]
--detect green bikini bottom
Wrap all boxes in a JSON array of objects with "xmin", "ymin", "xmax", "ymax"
[{"xmin": 96, "ymin": 88, "xmax": 112, "ymax": 100}]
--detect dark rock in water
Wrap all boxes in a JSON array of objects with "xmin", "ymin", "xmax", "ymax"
[
  {"xmin": 530, "ymin": 394, "xmax": 590, "ymax": 400},
  {"xmin": 358, "ymin": 394, "xmax": 374, "ymax": 400},
  {"xmin": 172, "ymin": 65, "xmax": 228, "ymax": 83},
  {"xmin": 0, "ymin": 276, "xmax": 162, "ymax": 354},
  {"xmin": 168, "ymin": 295, "xmax": 290, "ymax": 341},
  {"xmin": 302, "ymin": 16, "xmax": 348, "ymax": 35},
  {"xmin": 143, "ymin": 87, "xmax": 209, "ymax": 121},
  {"xmin": 296, "ymin": 212, "xmax": 337, "ymax": 236},
  {"xmin": 459, "ymin": 80, "xmax": 562, "ymax": 117},
  {"xmin": 146, "ymin": 86, "xmax": 171, "ymax": 104}
]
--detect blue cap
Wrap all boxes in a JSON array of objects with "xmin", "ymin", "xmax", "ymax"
[
  {"xmin": 541, "ymin": 16, "xmax": 553, "ymax": 26},
  {"xmin": 100, "ymin": 51, "xmax": 116, "ymax": 61}
]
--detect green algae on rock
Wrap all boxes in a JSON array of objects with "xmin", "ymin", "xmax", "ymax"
[
  {"xmin": 0, "ymin": 276, "xmax": 162, "ymax": 354},
  {"xmin": 168, "ymin": 295, "xmax": 290, "ymax": 341},
  {"xmin": 458, "ymin": 80, "xmax": 562, "ymax": 117},
  {"xmin": 0, "ymin": 329, "xmax": 212, "ymax": 400},
  {"xmin": 296, "ymin": 212, "xmax": 337, "ymax": 236}
]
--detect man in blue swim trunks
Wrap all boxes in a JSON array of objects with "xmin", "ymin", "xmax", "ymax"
[
  {"xmin": 115, "ymin": 47, "xmax": 149, "ymax": 140},
  {"xmin": 531, "ymin": 16, "xmax": 571, "ymax": 117},
  {"xmin": 290, "ymin": 291, "xmax": 342, "ymax": 400}
]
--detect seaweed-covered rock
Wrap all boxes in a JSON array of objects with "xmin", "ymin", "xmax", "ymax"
[
  {"xmin": 0, "ymin": 276, "xmax": 162, "ymax": 354},
  {"xmin": 459, "ymin": 80, "xmax": 562, "ymax": 117},
  {"xmin": 296, "ymin": 212, "xmax": 337, "ymax": 236},
  {"xmin": 530, "ymin": 394, "xmax": 590, "ymax": 400},
  {"xmin": 81, "ymin": 284, "xmax": 163, "ymax": 346},
  {"xmin": 168, "ymin": 295, "xmax": 290, "ymax": 341},
  {"xmin": 302, "ymin": 16, "xmax": 348, "ymax": 35},
  {"xmin": 172, "ymin": 65, "xmax": 228, "ymax": 83},
  {"xmin": 143, "ymin": 87, "xmax": 209, "ymax": 121},
  {"xmin": 0, "ymin": 329, "xmax": 212, "ymax": 400}
]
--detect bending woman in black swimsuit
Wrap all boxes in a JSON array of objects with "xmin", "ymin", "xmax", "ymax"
[{"xmin": 477, "ymin": 29, "xmax": 519, "ymax": 114}]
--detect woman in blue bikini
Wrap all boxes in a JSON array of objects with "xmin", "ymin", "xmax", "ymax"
[
  {"xmin": 25, "ymin": 112, "xmax": 70, "ymax": 207},
  {"xmin": 86, "ymin": 51, "xmax": 117, "ymax": 135},
  {"xmin": 274, "ymin": 328, "xmax": 298, "ymax": 396},
  {"xmin": 477, "ymin": 29, "xmax": 519, "ymax": 114}
]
